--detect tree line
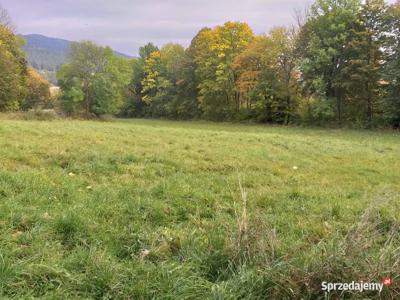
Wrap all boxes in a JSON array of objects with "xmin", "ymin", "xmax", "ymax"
[{"xmin": 1, "ymin": 0, "xmax": 399, "ymax": 128}]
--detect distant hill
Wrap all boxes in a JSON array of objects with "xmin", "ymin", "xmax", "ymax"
[{"xmin": 21, "ymin": 34, "xmax": 132, "ymax": 84}]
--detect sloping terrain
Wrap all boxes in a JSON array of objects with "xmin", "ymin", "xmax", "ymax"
[{"xmin": 0, "ymin": 119, "xmax": 399, "ymax": 299}]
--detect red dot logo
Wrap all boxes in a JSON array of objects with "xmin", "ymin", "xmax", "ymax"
[{"xmin": 383, "ymin": 277, "xmax": 392, "ymax": 287}]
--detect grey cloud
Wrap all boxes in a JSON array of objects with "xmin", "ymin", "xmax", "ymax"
[{"xmin": 1, "ymin": 0, "xmax": 396, "ymax": 55}]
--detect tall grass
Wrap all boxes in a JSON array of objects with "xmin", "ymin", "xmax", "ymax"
[{"xmin": 0, "ymin": 119, "xmax": 399, "ymax": 298}]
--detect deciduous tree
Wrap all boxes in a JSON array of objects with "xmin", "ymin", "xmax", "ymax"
[
  {"xmin": 0, "ymin": 24, "xmax": 27, "ymax": 111},
  {"xmin": 193, "ymin": 22, "xmax": 254, "ymax": 120},
  {"xmin": 58, "ymin": 42, "xmax": 132, "ymax": 116},
  {"xmin": 383, "ymin": 1, "xmax": 400, "ymax": 127},
  {"xmin": 23, "ymin": 67, "xmax": 51, "ymax": 110},
  {"xmin": 300, "ymin": 0, "xmax": 361, "ymax": 124}
]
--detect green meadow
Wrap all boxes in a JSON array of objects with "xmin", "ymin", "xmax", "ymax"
[{"xmin": 0, "ymin": 119, "xmax": 399, "ymax": 299}]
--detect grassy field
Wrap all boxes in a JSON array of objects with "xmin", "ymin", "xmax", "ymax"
[{"xmin": 0, "ymin": 119, "xmax": 399, "ymax": 299}]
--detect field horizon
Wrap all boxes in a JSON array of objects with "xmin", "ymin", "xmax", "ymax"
[{"xmin": 0, "ymin": 118, "xmax": 399, "ymax": 299}]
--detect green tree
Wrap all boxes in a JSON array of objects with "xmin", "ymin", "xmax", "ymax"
[
  {"xmin": 171, "ymin": 47, "xmax": 201, "ymax": 119},
  {"xmin": 123, "ymin": 43, "xmax": 159, "ymax": 116},
  {"xmin": 234, "ymin": 28, "xmax": 299, "ymax": 124},
  {"xmin": 140, "ymin": 43, "xmax": 188, "ymax": 118},
  {"xmin": 300, "ymin": 0, "xmax": 361, "ymax": 124},
  {"xmin": 342, "ymin": 0, "xmax": 387, "ymax": 126},
  {"xmin": 57, "ymin": 64, "xmax": 84, "ymax": 113},
  {"xmin": 383, "ymin": 1, "xmax": 400, "ymax": 127},
  {"xmin": 58, "ymin": 42, "xmax": 132, "ymax": 116},
  {"xmin": 91, "ymin": 49, "xmax": 133, "ymax": 115},
  {"xmin": 68, "ymin": 41, "xmax": 107, "ymax": 115}
]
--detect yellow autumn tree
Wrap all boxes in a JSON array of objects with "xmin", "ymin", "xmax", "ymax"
[
  {"xmin": 141, "ymin": 51, "xmax": 162, "ymax": 104},
  {"xmin": 233, "ymin": 27, "xmax": 299, "ymax": 123},
  {"xmin": 23, "ymin": 67, "xmax": 52, "ymax": 110},
  {"xmin": 193, "ymin": 22, "xmax": 254, "ymax": 120},
  {"xmin": 0, "ymin": 24, "xmax": 27, "ymax": 111}
]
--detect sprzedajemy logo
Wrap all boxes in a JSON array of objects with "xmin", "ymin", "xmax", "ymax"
[{"xmin": 322, "ymin": 278, "xmax": 393, "ymax": 293}]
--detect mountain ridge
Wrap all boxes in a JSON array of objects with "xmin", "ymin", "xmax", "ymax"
[{"xmin": 21, "ymin": 34, "xmax": 133, "ymax": 84}]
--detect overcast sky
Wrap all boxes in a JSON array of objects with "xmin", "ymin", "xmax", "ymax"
[{"xmin": 1, "ymin": 0, "xmax": 396, "ymax": 56}]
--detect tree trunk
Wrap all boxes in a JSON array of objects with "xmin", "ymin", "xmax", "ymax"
[
  {"xmin": 366, "ymin": 82, "xmax": 372, "ymax": 126},
  {"xmin": 285, "ymin": 96, "xmax": 291, "ymax": 125},
  {"xmin": 85, "ymin": 81, "xmax": 90, "ymax": 117},
  {"xmin": 336, "ymin": 89, "xmax": 342, "ymax": 125}
]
